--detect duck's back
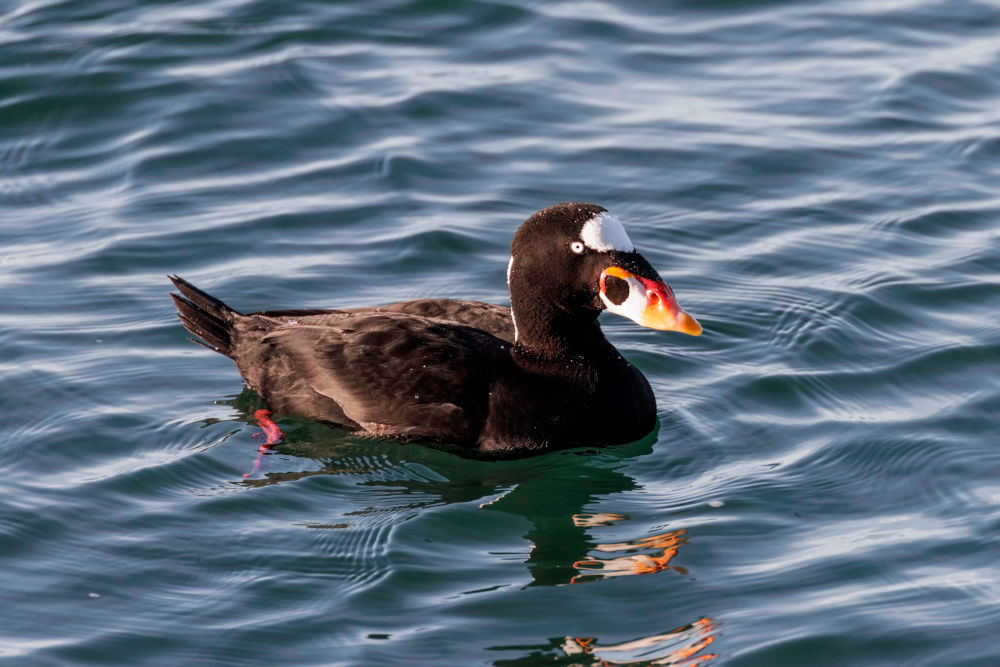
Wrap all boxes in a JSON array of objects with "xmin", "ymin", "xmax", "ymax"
[{"xmin": 251, "ymin": 299, "xmax": 514, "ymax": 342}]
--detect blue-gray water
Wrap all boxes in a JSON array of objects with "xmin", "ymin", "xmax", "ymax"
[{"xmin": 2, "ymin": 0, "xmax": 999, "ymax": 664}]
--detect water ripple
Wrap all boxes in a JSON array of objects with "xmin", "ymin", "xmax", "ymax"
[{"xmin": 3, "ymin": 0, "xmax": 1000, "ymax": 664}]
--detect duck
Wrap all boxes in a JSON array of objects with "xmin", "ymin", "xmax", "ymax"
[{"xmin": 170, "ymin": 202, "xmax": 701, "ymax": 456}]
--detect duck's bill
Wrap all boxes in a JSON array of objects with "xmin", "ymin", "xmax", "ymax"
[{"xmin": 599, "ymin": 266, "xmax": 702, "ymax": 336}]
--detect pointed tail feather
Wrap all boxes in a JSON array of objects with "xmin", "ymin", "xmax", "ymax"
[{"xmin": 169, "ymin": 275, "xmax": 238, "ymax": 356}]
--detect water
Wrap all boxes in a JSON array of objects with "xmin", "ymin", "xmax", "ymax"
[{"xmin": 2, "ymin": 0, "xmax": 999, "ymax": 664}]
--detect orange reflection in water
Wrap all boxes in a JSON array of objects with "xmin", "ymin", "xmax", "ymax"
[
  {"xmin": 570, "ymin": 517, "xmax": 688, "ymax": 584},
  {"xmin": 563, "ymin": 617, "xmax": 719, "ymax": 666}
]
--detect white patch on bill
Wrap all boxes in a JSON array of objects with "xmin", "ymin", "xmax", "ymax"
[
  {"xmin": 580, "ymin": 211, "xmax": 635, "ymax": 253},
  {"xmin": 599, "ymin": 272, "xmax": 646, "ymax": 323}
]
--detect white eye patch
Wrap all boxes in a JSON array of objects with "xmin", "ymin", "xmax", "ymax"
[
  {"xmin": 580, "ymin": 211, "xmax": 635, "ymax": 253},
  {"xmin": 570, "ymin": 241, "xmax": 585, "ymax": 254}
]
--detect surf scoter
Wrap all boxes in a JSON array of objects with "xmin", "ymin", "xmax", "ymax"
[{"xmin": 170, "ymin": 202, "xmax": 701, "ymax": 456}]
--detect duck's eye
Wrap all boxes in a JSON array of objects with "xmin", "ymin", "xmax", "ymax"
[{"xmin": 570, "ymin": 241, "xmax": 585, "ymax": 254}]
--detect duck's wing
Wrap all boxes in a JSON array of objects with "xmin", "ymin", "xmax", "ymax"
[
  {"xmin": 250, "ymin": 312, "xmax": 509, "ymax": 445},
  {"xmin": 368, "ymin": 300, "xmax": 514, "ymax": 343},
  {"xmin": 252, "ymin": 299, "xmax": 514, "ymax": 343}
]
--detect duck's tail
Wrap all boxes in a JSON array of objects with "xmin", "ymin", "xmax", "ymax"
[{"xmin": 169, "ymin": 274, "xmax": 239, "ymax": 357}]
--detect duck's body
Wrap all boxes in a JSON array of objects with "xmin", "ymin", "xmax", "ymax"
[{"xmin": 171, "ymin": 203, "xmax": 700, "ymax": 456}]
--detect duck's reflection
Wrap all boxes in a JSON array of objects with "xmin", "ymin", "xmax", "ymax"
[
  {"xmin": 477, "ymin": 470, "xmax": 690, "ymax": 587},
  {"xmin": 221, "ymin": 390, "xmax": 693, "ymax": 589},
  {"xmin": 212, "ymin": 393, "xmax": 717, "ymax": 663},
  {"xmin": 569, "ymin": 525, "xmax": 688, "ymax": 584},
  {"xmin": 492, "ymin": 617, "xmax": 719, "ymax": 666}
]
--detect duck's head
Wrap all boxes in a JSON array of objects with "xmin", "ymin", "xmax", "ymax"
[{"xmin": 508, "ymin": 202, "xmax": 701, "ymax": 347}]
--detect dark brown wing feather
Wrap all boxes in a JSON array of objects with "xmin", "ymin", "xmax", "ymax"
[
  {"xmin": 243, "ymin": 312, "xmax": 510, "ymax": 445},
  {"xmin": 250, "ymin": 299, "xmax": 514, "ymax": 343}
]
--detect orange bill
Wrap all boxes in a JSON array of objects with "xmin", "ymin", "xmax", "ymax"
[{"xmin": 599, "ymin": 266, "xmax": 702, "ymax": 336}]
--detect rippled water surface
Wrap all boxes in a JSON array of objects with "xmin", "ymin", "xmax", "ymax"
[{"xmin": 3, "ymin": 0, "xmax": 1000, "ymax": 664}]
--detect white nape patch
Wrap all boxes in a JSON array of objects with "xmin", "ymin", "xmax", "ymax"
[
  {"xmin": 580, "ymin": 211, "xmax": 635, "ymax": 253},
  {"xmin": 507, "ymin": 256, "xmax": 520, "ymax": 341}
]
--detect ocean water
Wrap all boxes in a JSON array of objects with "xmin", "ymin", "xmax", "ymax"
[{"xmin": 2, "ymin": 0, "xmax": 999, "ymax": 664}]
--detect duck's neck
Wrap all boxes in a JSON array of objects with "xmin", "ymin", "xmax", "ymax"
[
  {"xmin": 507, "ymin": 253, "xmax": 613, "ymax": 362},
  {"xmin": 510, "ymin": 298, "xmax": 609, "ymax": 362}
]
